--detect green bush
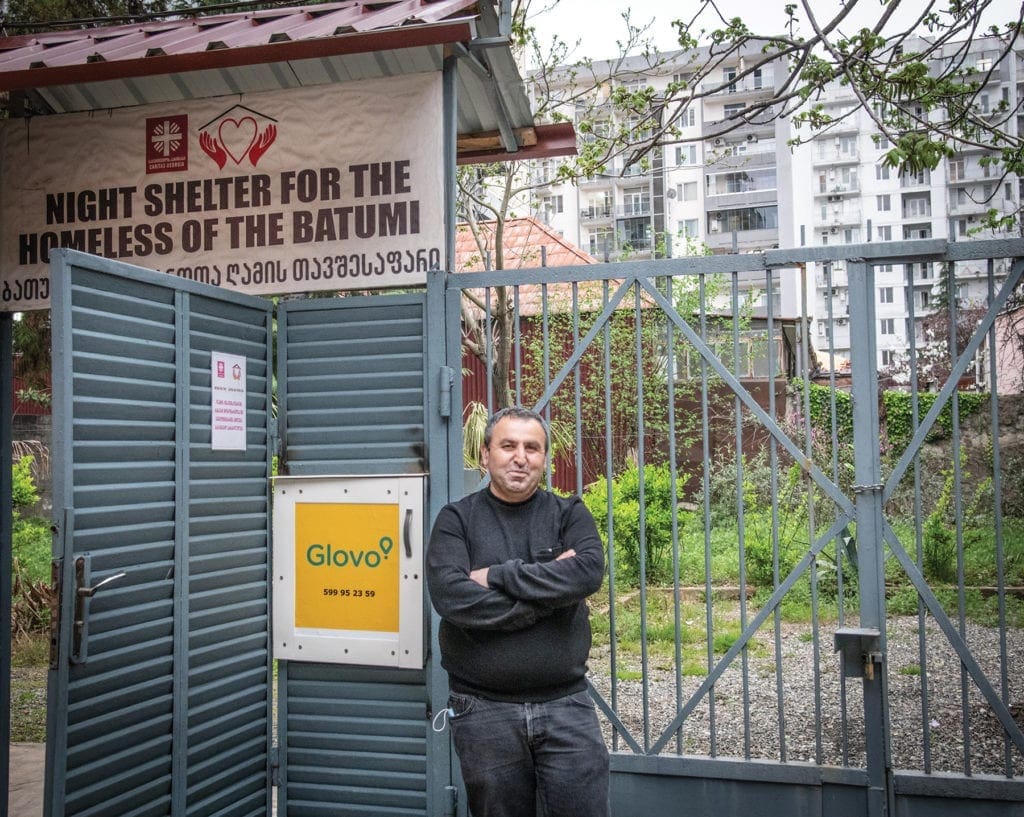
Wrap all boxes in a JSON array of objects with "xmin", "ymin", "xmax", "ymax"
[
  {"xmin": 12, "ymin": 454, "xmax": 38, "ymax": 511},
  {"xmin": 584, "ymin": 462, "xmax": 689, "ymax": 587},
  {"xmin": 13, "ymin": 516, "xmax": 51, "ymax": 584}
]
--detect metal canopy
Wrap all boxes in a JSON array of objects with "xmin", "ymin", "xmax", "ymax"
[{"xmin": 0, "ymin": 0, "xmax": 572, "ymax": 163}]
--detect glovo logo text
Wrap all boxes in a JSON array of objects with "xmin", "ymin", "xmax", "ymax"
[{"xmin": 305, "ymin": 536, "xmax": 394, "ymax": 569}]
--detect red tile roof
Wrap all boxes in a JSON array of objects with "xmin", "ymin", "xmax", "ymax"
[{"xmin": 455, "ymin": 217, "xmax": 596, "ymax": 272}]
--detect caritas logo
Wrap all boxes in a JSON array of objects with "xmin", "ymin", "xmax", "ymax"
[
  {"xmin": 146, "ymin": 115, "xmax": 189, "ymax": 174},
  {"xmin": 198, "ymin": 104, "xmax": 278, "ymax": 170}
]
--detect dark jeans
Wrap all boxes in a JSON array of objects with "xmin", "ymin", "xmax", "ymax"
[{"xmin": 448, "ymin": 690, "xmax": 610, "ymax": 817}]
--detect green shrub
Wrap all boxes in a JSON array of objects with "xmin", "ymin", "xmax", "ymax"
[
  {"xmin": 584, "ymin": 462, "xmax": 689, "ymax": 587},
  {"xmin": 12, "ymin": 454, "xmax": 39, "ymax": 511},
  {"xmin": 13, "ymin": 517, "xmax": 51, "ymax": 584}
]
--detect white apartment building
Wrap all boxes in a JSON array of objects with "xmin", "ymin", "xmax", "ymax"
[{"xmin": 527, "ymin": 36, "xmax": 1021, "ymax": 376}]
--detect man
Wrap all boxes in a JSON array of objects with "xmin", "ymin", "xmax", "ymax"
[{"xmin": 426, "ymin": 406, "xmax": 609, "ymax": 817}]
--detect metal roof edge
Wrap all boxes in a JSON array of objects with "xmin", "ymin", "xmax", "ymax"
[
  {"xmin": 0, "ymin": 18, "xmax": 473, "ymax": 92},
  {"xmin": 457, "ymin": 121, "xmax": 576, "ymax": 165}
]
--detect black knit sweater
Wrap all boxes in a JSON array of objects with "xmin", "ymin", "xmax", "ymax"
[{"xmin": 426, "ymin": 487, "xmax": 605, "ymax": 702}]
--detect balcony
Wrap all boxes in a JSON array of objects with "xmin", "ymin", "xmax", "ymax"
[
  {"xmin": 705, "ymin": 188, "xmax": 777, "ymax": 212},
  {"xmin": 705, "ymin": 227, "xmax": 778, "ymax": 252},
  {"xmin": 899, "ymin": 172, "xmax": 931, "ymax": 189},
  {"xmin": 815, "ymin": 266, "xmax": 848, "ymax": 288},
  {"xmin": 948, "ymin": 167, "xmax": 1002, "ymax": 185},
  {"xmin": 948, "ymin": 195, "xmax": 1014, "ymax": 216},
  {"xmin": 709, "ymin": 75, "xmax": 775, "ymax": 99},
  {"xmin": 703, "ymin": 149, "xmax": 777, "ymax": 171},
  {"xmin": 579, "ymin": 206, "xmax": 614, "ymax": 222},
  {"xmin": 702, "ymin": 113, "xmax": 775, "ymax": 142},
  {"xmin": 901, "ymin": 205, "xmax": 932, "ymax": 219},
  {"xmin": 615, "ymin": 202, "xmax": 653, "ymax": 218},
  {"xmin": 812, "ymin": 148, "xmax": 860, "ymax": 166},
  {"xmin": 815, "ymin": 181, "xmax": 861, "ymax": 197},
  {"xmin": 814, "ymin": 207, "xmax": 863, "ymax": 228}
]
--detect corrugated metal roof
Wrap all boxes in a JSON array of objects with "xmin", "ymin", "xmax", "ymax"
[{"xmin": 0, "ymin": 0, "xmax": 574, "ymax": 162}]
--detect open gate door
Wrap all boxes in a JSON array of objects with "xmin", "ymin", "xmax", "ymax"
[{"xmin": 45, "ymin": 250, "xmax": 275, "ymax": 817}]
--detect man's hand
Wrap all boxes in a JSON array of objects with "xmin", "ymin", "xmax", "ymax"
[
  {"xmin": 470, "ymin": 566, "xmax": 490, "ymax": 587},
  {"xmin": 555, "ymin": 549, "xmax": 576, "ymax": 560}
]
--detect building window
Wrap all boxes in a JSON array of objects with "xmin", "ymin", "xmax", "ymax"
[
  {"xmin": 589, "ymin": 229, "xmax": 614, "ymax": 257},
  {"xmin": 676, "ymin": 144, "xmax": 697, "ymax": 165},
  {"xmin": 903, "ymin": 193, "xmax": 931, "ymax": 218},
  {"xmin": 880, "ymin": 318, "xmax": 895, "ymax": 335},
  {"xmin": 681, "ymin": 219, "xmax": 699, "ymax": 238},
  {"xmin": 622, "ymin": 187, "xmax": 649, "ymax": 216},
  {"xmin": 917, "ymin": 290, "xmax": 930, "ymax": 310},
  {"xmin": 876, "ymin": 164, "xmax": 891, "ymax": 180},
  {"xmin": 708, "ymin": 205, "xmax": 778, "ymax": 234},
  {"xmin": 877, "ymin": 225, "xmax": 892, "ymax": 241},
  {"xmin": 949, "ymin": 158, "xmax": 965, "ymax": 181},
  {"xmin": 879, "ymin": 286, "xmax": 894, "ymax": 304},
  {"xmin": 724, "ymin": 102, "xmax": 746, "ymax": 118},
  {"xmin": 881, "ymin": 349, "xmax": 896, "ymax": 367},
  {"xmin": 877, "ymin": 194, "xmax": 891, "ymax": 211},
  {"xmin": 843, "ymin": 228, "xmax": 858, "ymax": 243},
  {"xmin": 682, "ymin": 181, "xmax": 698, "ymax": 201},
  {"xmin": 541, "ymin": 195, "xmax": 563, "ymax": 216}
]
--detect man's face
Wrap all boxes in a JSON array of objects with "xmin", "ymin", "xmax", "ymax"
[{"xmin": 481, "ymin": 416, "xmax": 547, "ymax": 502}]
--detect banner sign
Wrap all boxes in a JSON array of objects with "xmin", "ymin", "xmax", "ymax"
[
  {"xmin": 272, "ymin": 475, "xmax": 424, "ymax": 668},
  {"xmin": 0, "ymin": 72, "xmax": 444, "ymax": 311}
]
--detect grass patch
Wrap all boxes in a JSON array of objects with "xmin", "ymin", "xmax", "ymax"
[{"xmin": 10, "ymin": 634, "xmax": 49, "ymax": 743}]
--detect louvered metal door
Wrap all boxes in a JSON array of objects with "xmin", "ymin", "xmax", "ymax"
[
  {"xmin": 46, "ymin": 250, "xmax": 275, "ymax": 817},
  {"xmin": 274, "ymin": 293, "xmax": 440, "ymax": 817}
]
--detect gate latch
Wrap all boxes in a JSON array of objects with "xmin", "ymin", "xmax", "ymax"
[
  {"xmin": 72, "ymin": 555, "xmax": 126, "ymax": 664},
  {"xmin": 834, "ymin": 627, "xmax": 881, "ymax": 680}
]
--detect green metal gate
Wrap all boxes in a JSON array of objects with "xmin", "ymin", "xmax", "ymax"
[
  {"xmin": 45, "ymin": 253, "xmax": 452, "ymax": 816},
  {"xmin": 46, "ymin": 249, "xmax": 275, "ymax": 816},
  {"xmin": 440, "ymin": 238, "xmax": 1024, "ymax": 817},
  {"xmin": 43, "ymin": 239, "xmax": 1024, "ymax": 816}
]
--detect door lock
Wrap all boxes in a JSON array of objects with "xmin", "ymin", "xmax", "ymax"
[{"xmin": 72, "ymin": 555, "xmax": 126, "ymax": 664}]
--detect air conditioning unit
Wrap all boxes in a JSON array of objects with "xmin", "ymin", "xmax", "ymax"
[
  {"xmin": 746, "ymin": 134, "xmax": 758, "ymax": 143},
  {"xmin": 714, "ymin": 137, "xmax": 724, "ymax": 146}
]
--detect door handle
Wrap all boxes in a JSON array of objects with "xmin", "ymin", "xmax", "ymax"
[
  {"xmin": 403, "ymin": 508, "xmax": 413, "ymax": 558},
  {"xmin": 72, "ymin": 555, "xmax": 126, "ymax": 664}
]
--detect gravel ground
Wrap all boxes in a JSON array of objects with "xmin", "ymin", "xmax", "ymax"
[{"xmin": 588, "ymin": 615, "xmax": 1024, "ymax": 776}]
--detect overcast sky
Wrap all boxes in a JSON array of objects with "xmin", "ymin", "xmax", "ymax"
[{"xmin": 527, "ymin": 0, "xmax": 1024, "ymax": 65}]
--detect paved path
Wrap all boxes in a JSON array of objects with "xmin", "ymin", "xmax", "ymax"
[{"xmin": 8, "ymin": 742, "xmax": 44, "ymax": 817}]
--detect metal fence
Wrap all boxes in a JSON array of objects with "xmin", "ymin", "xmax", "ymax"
[{"xmin": 443, "ymin": 237, "xmax": 1024, "ymax": 814}]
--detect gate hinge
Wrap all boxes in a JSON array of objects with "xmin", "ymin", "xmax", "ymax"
[
  {"xmin": 49, "ymin": 557, "xmax": 63, "ymax": 670},
  {"xmin": 270, "ymin": 743, "xmax": 280, "ymax": 787},
  {"xmin": 444, "ymin": 785, "xmax": 458, "ymax": 817},
  {"xmin": 439, "ymin": 366, "xmax": 455, "ymax": 418}
]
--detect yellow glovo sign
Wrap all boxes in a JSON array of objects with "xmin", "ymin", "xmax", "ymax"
[{"xmin": 294, "ymin": 501, "xmax": 400, "ymax": 633}]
